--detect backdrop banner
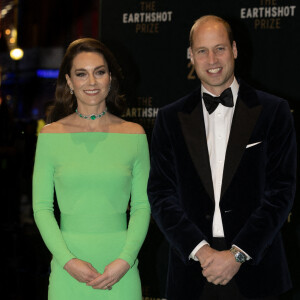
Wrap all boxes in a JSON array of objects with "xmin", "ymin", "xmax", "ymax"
[{"xmin": 101, "ymin": 1, "xmax": 299, "ymax": 298}]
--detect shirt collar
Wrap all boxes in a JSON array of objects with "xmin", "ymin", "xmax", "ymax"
[{"xmin": 201, "ymin": 77, "xmax": 239, "ymax": 106}]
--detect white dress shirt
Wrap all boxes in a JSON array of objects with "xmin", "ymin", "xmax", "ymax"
[{"xmin": 190, "ymin": 78, "xmax": 240, "ymax": 260}]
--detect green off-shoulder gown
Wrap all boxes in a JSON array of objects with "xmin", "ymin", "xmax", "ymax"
[{"xmin": 33, "ymin": 132, "xmax": 150, "ymax": 300}]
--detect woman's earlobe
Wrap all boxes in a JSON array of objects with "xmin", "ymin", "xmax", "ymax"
[{"xmin": 65, "ymin": 74, "xmax": 73, "ymax": 91}]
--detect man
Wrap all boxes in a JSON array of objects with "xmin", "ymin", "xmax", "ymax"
[{"xmin": 148, "ymin": 15, "xmax": 296, "ymax": 300}]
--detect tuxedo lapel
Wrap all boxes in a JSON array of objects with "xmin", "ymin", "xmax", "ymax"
[
  {"xmin": 178, "ymin": 101, "xmax": 214, "ymax": 202},
  {"xmin": 177, "ymin": 82, "xmax": 262, "ymax": 202},
  {"xmin": 221, "ymin": 95, "xmax": 262, "ymax": 199}
]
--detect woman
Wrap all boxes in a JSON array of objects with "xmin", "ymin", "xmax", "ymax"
[{"xmin": 32, "ymin": 38, "xmax": 150, "ymax": 299}]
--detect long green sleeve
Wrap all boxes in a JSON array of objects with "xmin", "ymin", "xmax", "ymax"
[
  {"xmin": 33, "ymin": 136, "xmax": 76, "ymax": 267},
  {"xmin": 118, "ymin": 134, "xmax": 151, "ymax": 266}
]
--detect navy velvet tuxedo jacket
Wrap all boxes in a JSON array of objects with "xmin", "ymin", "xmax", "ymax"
[{"xmin": 147, "ymin": 80, "xmax": 296, "ymax": 299}]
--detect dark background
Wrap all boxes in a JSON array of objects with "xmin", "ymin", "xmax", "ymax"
[{"xmin": 1, "ymin": 0, "xmax": 299, "ymax": 299}]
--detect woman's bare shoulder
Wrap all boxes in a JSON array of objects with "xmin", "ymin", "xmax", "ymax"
[
  {"xmin": 121, "ymin": 121, "xmax": 145, "ymax": 134},
  {"xmin": 109, "ymin": 114, "xmax": 145, "ymax": 134},
  {"xmin": 40, "ymin": 115, "xmax": 75, "ymax": 133},
  {"xmin": 40, "ymin": 122, "xmax": 63, "ymax": 133}
]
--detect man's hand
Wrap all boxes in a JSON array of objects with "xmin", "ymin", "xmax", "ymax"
[
  {"xmin": 195, "ymin": 244, "xmax": 219, "ymax": 267},
  {"xmin": 64, "ymin": 258, "xmax": 100, "ymax": 283},
  {"xmin": 86, "ymin": 259, "xmax": 130, "ymax": 289},
  {"xmin": 201, "ymin": 250, "xmax": 241, "ymax": 285}
]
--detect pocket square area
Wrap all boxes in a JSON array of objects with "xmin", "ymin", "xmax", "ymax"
[{"xmin": 246, "ymin": 141, "xmax": 262, "ymax": 148}]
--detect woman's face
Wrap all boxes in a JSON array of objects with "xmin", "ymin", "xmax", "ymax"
[{"xmin": 66, "ymin": 51, "xmax": 111, "ymax": 110}]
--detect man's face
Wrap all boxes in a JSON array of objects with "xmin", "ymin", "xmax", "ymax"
[{"xmin": 190, "ymin": 20, "xmax": 237, "ymax": 95}]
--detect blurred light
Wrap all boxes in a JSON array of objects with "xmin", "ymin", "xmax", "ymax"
[
  {"xmin": 9, "ymin": 37, "xmax": 16, "ymax": 44},
  {"xmin": 10, "ymin": 48, "xmax": 24, "ymax": 60},
  {"xmin": 37, "ymin": 69, "xmax": 59, "ymax": 79},
  {"xmin": 1, "ymin": 3, "xmax": 14, "ymax": 20},
  {"xmin": 6, "ymin": 95, "xmax": 12, "ymax": 101},
  {"xmin": 32, "ymin": 108, "xmax": 39, "ymax": 116},
  {"xmin": 0, "ymin": 97, "xmax": 2, "ymax": 105},
  {"xmin": 5, "ymin": 29, "xmax": 11, "ymax": 35},
  {"xmin": 11, "ymin": 29, "xmax": 17, "ymax": 37}
]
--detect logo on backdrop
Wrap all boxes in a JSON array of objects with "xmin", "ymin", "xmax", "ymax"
[
  {"xmin": 123, "ymin": 96, "xmax": 159, "ymax": 131},
  {"xmin": 122, "ymin": 1, "xmax": 173, "ymax": 34},
  {"xmin": 240, "ymin": 0, "xmax": 296, "ymax": 29}
]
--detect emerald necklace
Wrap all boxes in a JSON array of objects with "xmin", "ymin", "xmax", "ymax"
[{"xmin": 75, "ymin": 108, "xmax": 107, "ymax": 120}]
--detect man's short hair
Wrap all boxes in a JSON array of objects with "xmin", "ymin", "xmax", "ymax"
[{"xmin": 189, "ymin": 15, "xmax": 234, "ymax": 48}]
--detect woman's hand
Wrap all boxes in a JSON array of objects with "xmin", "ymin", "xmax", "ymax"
[
  {"xmin": 64, "ymin": 258, "xmax": 100, "ymax": 283},
  {"xmin": 86, "ymin": 259, "xmax": 130, "ymax": 289}
]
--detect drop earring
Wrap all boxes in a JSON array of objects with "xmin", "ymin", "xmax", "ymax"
[{"xmin": 70, "ymin": 88, "xmax": 74, "ymax": 95}]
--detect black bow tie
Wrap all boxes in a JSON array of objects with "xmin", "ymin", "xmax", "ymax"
[{"xmin": 203, "ymin": 88, "xmax": 234, "ymax": 114}]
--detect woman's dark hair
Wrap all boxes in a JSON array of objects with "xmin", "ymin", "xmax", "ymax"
[{"xmin": 48, "ymin": 38, "xmax": 125, "ymax": 122}]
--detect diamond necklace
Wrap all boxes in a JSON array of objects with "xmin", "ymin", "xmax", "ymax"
[{"xmin": 75, "ymin": 108, "xmax": 107, "ymax": 120}]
